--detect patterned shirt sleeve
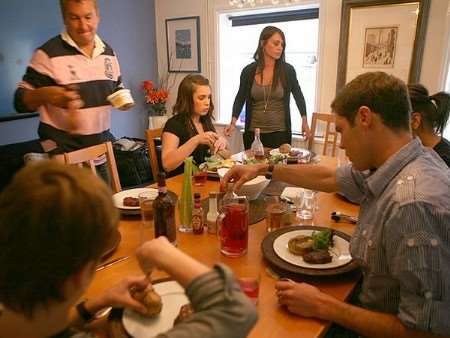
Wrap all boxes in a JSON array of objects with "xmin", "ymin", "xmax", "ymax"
[
  {"xmin": 335, "ymin": 164, "xmax": 366, "ymax": 204},
  {"xmin": 385, "ymin": 202, "xmax": 450, "ymax": 335}
]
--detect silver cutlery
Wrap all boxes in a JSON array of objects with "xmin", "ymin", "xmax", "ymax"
[{"xmin": 96, "ymin": 255, "xmax": 129, "ymax": 271}]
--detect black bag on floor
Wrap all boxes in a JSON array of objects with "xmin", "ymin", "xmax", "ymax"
[{"xmin": 113, "ymin": 138, "xmax": 152, "ymax": 187}]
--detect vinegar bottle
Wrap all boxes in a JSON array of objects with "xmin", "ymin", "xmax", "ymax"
[
  {"xmin": 251, "ymin": 128, "xmax": 265, "ymax": 160},
  {"xmin": 206, "ymin": 192, "xmax": 219, "ymax": 234}
]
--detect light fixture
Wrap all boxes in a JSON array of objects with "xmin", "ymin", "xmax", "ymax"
[{"xmin": 229, "ymin": 0, "xmax": 300, "ymax": 7}]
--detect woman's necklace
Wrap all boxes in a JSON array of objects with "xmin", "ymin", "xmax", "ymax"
[{"xmin": 263, "ymin": 84, "xmax": 272, "ymax": 113}]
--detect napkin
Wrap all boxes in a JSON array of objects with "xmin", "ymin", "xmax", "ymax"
[{"xmin": 280, "ymin": 187, "xmax": 304, "ymax": 201}]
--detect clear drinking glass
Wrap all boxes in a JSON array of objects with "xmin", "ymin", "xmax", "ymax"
[
  {"xmin": 295, "ymin": 189, "xmax": 317, "ymax": 221},
  {"xmin": 264, "ymin": 196, "xmax": 288, "ymax": 232},
  {"xmin": 139, "ymin": 191, "xmax": 156, "ymax": 243}
]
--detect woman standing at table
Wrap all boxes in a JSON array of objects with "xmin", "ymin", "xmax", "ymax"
[
  {"xmin": 162, "ymin": 74, "xmax": 228, "ymax": 175},
  {"xmin": 408, "ymin": 83, "xmax": 450, "ymax": 168},
  {"xmin": 224, "ymin": 26, "xmax": 311, "ymax": 149}
]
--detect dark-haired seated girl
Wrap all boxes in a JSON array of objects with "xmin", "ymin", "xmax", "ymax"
[{"xmin": 162, "ymin": 75, "xmax": 228, "ymax": 175}]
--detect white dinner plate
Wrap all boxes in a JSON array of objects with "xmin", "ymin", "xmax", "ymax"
[
  {"xmin": 269, "ymin": 147, "xmax": 311, "ymax": 159},
  {"xmin": 112, "ymin": 188, "xmax": 158, "ymax": 210},
  {"xmin": 273, "ymin": 229, "xmax": 352, "ymax": 269},
  {"xmin": 122, "ymin": 281, "xmax": 189, "ymax": 338}
]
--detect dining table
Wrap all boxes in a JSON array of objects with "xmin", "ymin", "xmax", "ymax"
[{"xmin": 85, "ymin": 155, "xmax": 360, "ymax": 338}]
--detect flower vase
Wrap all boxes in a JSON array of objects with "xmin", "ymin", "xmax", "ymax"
[
  {"xmin": 149, "ymin": 115, "xmax": 168, "ymax": 129},
  {"xmin": 148, "ymin": 103, "xmax": 168, "ymax": 129}
]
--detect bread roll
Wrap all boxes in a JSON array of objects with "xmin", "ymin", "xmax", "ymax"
[
  {"xmin": 279, "ymin": 143, "xmax": 291, "ymax": 154},
  {"xmin": 133, "ymin": 285, "xmax": 162, "ymax": 317}
]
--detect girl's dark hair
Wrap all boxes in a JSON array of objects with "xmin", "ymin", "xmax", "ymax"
[
  {"xmin": 172, "ymin": 74, "xmax": 216, "ymax": 137},
  {"xmin": 408, "ymin": 84, "xmax": 450, "ymax": 135},
  {"xmin": 253, "ymin": 26, "xmax": 287, "ymax": 91}
]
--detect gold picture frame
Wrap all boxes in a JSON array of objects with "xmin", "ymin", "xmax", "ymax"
[{"xmin": 336, "ymin": 0, "xmax": 430, "ymax": 90}]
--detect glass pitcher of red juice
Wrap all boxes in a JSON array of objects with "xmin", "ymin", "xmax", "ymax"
[{"xmin": 217, "ymin": 191, "xmax": 249, "ymax": 257}]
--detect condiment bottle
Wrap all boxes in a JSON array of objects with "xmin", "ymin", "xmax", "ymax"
[
  {"xmin": 251, "ymin": 128, "xmax": 265, "ymax": 160},
  {"xmin": 153, "ymin": 172, "xmax": 177, "ymax": 245},
  {"xmin": 206, "ymin": 192, "xmax": 219, "ymax": 234},
  {"xmin": 192, "ymin": 192, "xmax": 204, "ymax": 235}
]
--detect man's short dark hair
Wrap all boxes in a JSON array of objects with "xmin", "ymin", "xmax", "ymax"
[
  {"xmin": 59, "ymin": 0, "xmax": 98, "ymax": 18},
  {"xmin": 0, "ymin": 161, "xmax": 118, "ymax": 317},
  {"xmin": 331, "ymin": 71, "xmax": 411, "ymax": 131}
]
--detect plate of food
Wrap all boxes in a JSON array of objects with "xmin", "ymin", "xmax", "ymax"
[
  {"xmin": 261, "ymin": 225, "xmax": 357, "ymax": 276},
  {"xmin": 269, "ymin": 144, "xmax": 311, "ymax": 160},
  {"xmin": 112, "ymin": 188, "xmax": 158, "ymax": 213},
  {"xmin": 273, "ymin": 228, "xmax": 351, "ymax": 269},
  {"xmin": 122, "ymin": 280, "xmax": 191, "ymax": 338},
  {"xmin": 200, "ymin": 154, "xmax": 237, "ymax": 177}
]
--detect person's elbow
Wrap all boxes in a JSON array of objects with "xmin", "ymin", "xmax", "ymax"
[
  {"xmin": 161, "ymin": 154, "xmax": 177, "ymax": 173},
  {"xmin": 14, "ymin": 88, "xmax": 34, "ymax": 114}
]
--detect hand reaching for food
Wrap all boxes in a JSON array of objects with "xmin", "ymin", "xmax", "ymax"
[
  {"xmin": 196, "ymin": 131, "xmax": 219, "ymax": 147},
  {"xmin": 132, "ymin": 283, "xmax": 163, "ymax": 317},
  {"xmin": 213, "ymin": 136, "xmax": 228, "ymax": 154}
]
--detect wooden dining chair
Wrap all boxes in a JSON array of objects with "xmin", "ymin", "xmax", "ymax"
[
  {"xmin": 146, "ymin": 128, "xmax": 163, "ymax": 181},
  {"xmin": 57, "ymin": 141, "xmax": 122, "ymax": 193},
  {"xmin": 308, "ymin": 112, "xmax": 339, "ymax": 157}
]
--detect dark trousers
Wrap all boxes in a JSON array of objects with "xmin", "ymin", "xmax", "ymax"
[{"xmin": 243, "ymin": 130, "xmax": 291, "ymax": 150}]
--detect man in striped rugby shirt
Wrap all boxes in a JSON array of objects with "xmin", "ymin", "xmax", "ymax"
[
  {"xmin": 224, "ymin": 72, "xmax": 450, "ymax": 337},
  {"xmin": 14, "ymin": 0, "xmax": 132, "ymax": 155}
]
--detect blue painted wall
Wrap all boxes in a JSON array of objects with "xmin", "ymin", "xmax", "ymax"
[{"xmin": 0, "ymin": 0, "xmax": 157, "ymax": 145}]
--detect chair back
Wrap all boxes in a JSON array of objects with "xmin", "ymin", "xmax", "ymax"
[
  {"xmin": 146, "ymin": 128, "xmax": 163, "ymax": 181},
  {"xmin": 308, "ymin": 112, "xmax": 339, "ymax": 157},
  {"xmin": 57, "ymin": 141, "xmax": 121, "ymax": 193}
]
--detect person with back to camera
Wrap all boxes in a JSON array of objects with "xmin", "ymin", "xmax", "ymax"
[
  {"xmin": 408, "ymin": 83, "xmax": 450, "ymax": 168},
  {"xmin": 224, "ymin": 25, "xmax": 312, "ymax": 149},
  {"xmin": 222, "ymin": 72, "xmax": 450, "ymax": 337},
  {"xmin": 162, "ymin": 74, "xmax": 229, "ymax": 175},
  {"xmin": 0, "ymin": 161, "xmax": 257, "ymax": 338}
]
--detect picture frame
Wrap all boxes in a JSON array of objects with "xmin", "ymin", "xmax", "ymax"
[
  {"xmin": 165, "ymin": 16, "xmax": 201, "ymax": 73},
  {"xmin": 336, "ymin": 0, "xmax": 430, "ymax": 91}
]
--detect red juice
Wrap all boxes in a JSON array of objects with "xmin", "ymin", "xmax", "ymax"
[
  {"xmin": 238, "ymin": 278, "xmax": 260, "ymax": 305},
  {"xmin": 219, "ymin": 203, "xmax": 248, "ymax": 257}
]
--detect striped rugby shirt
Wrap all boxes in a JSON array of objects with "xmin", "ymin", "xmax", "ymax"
[
  {"xmin": 336, "ymin": 138, "xmax": 450, "ymax": 335},
  {"xmin": 14, "ymin": 32, "xmax": 123, "ymax": 151}
]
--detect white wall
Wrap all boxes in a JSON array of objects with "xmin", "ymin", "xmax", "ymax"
[{"xmin": 155, "ymin": 0, "xmax": 450, "ymax": 117}]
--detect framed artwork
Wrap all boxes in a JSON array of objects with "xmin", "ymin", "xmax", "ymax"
[
  {"xmin": 165, "ymin": 16, "xmax": 201, "ymax": 73},
  {"xmin": 336, "ymin": 0, "xmax": 430, "ymax": 90}
]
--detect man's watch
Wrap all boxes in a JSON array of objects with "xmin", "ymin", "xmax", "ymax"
[
  {"xmin": 76, "ymin": 300, "xmax": 111, "ymax": 323},
  {"xmin": 76, "ymin": 300, "xmax": 95, "ymax": 323},
  {"xmin": 265, "ymin": 164, "xmax": 275, "ymax": 180}
]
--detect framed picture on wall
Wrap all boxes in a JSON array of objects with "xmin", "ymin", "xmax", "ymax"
[
  {"xmin": 336, "ymin": 0, "xmax": 430, "ymax": 91},
  {"xmin": 165, "ymin": 16, "xmax": 201, "ymax": 73}
]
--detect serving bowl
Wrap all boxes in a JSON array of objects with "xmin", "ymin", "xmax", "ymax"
[{"xmin": 217, "ymin": 168, "xmax": 269, "ymax": 200}]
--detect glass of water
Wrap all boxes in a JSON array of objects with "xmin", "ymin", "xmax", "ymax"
[{"xmin": 295, "ymin": 189, "xmax": 317, "ymax": 221}]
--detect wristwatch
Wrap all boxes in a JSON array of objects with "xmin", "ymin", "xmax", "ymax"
[
  {"xmin": 265, "ymin": 164, "xmax": 275, "ymax": 180},
  {"xmin": 76, "ymin": 300, "xmax": 111, "ymax": 323},
  {"xmin": 76, "ymin": 300, "xmax": 95, "ymax": 323}
]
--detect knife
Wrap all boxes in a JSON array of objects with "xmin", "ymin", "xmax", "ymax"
[{"xmin": 96, "ymin": 255, "xmax": 129, "ymax": 271}]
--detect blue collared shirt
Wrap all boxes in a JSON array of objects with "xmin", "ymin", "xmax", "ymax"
[{"xmin": 336, "ymin": 138, "xmax": 450, "ymax": 335}]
